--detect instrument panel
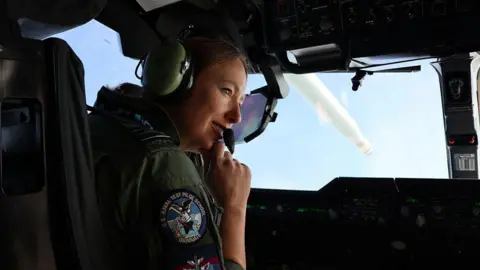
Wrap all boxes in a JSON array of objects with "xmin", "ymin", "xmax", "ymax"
[
  {"xmin": 246, "ymin": 177, "xmax": 480, "ymax": 270},
  {"xmin": 262, "ymin": 0, "xmax": 480, "ymax": 59}
]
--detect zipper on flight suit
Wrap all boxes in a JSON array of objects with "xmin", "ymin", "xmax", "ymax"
[{"xmin": 197, "ymin": 154, "xmax": 224, "ymax": 227}]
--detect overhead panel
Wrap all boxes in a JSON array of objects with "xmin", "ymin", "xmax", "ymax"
[{"xmin": 136, "ymin": 0, "xmax": 181, "ymax": 12}]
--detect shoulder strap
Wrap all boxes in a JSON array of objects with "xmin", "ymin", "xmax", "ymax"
[
  {"xmin": 129, "ymin": 127, "xmax": 176, "ymax": 155},
  {"xmin": 87, "ymin": 104, "xmax": 176, "ymax": 156}
]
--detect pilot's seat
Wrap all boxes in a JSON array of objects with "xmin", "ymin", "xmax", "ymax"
[{"xmin": 0, "ymin": 2, "xmax": 114, "ymax": 269}]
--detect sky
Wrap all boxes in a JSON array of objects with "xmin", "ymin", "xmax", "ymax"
[{"xmin": 55, "ymin": 20, "xmax": 452, "ymax": 191}]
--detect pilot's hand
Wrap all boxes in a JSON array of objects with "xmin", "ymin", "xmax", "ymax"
[{"xmin": 206, "ymin": 142, "xmax": 251, "ymax": 210}]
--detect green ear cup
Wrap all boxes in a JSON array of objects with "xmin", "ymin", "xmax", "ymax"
[{"xmin": 141, "ymin": 40, "xmax": 193, "ymax": 97}]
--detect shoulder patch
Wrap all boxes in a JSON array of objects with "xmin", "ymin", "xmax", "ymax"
[{"xmin": 160, "ymin": 190, "xmax": 208, "ymax": 244}]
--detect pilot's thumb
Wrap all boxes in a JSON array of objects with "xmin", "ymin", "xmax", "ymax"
[{"xmin": 209, "ymin": 141, "xmax": 226, "ymax": 162}]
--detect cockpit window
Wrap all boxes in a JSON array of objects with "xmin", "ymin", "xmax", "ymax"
[{"xmin": 56, "ymin": 20, "xmax": 450, "ymax": 191}]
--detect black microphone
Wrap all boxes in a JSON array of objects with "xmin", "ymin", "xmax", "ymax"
[{"xmin": 223, "ymin": 128, "xmax": 235, "ymax": 154}]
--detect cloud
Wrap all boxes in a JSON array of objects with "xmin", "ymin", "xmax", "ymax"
[
  {"xmin": 314, "ymin": 102, "xmax": 331, "ymax": 125},
  {"xmin": 341, "ymin": 91, "xmax": 349, "ymax": 108}
]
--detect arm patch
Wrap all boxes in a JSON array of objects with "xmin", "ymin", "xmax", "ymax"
[
  {"xmin": 167, "ymin": 244, "xmax": 221, "ymax": 270},
  {"xmin": 160, "ymin": 190, "xmax": 208, "ymax": 245}
]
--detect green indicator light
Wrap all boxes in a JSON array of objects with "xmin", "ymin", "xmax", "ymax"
[
  {"xmin": 406, "ymin": 197, "xmax": 418, "ymax": 203},
  {"xmin": 260, "ymin": 205, "xmax": 266, "ymax": 210},
  {"xmin": 297, "ymin": 208, "xmax": 306, "ymax": 212}
]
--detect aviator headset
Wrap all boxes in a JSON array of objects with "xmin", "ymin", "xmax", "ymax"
[{"xmin": 138, "ymin": 25, "xmax": 196, "ymax": 99}]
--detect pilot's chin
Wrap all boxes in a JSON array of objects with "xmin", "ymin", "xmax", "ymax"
[
  {"xmin": 198, "ymin": 143, "xmax": 214, "ymax": 155},
  {"xmin": 207, "ymin": 139, "xmax": 217, "ymax": 150}
]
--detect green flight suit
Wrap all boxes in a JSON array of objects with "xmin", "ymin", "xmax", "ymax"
[{"xmin": 88, "ymin": 90, "xmax": 244, "ymax": 270}]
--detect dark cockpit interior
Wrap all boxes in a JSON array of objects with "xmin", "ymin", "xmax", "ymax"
[{"xmin": 1, "ymin": 0, "xmax": 480, "ymax": 269}]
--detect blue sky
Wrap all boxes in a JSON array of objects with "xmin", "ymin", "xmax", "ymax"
[{"xmin": 56, "ymin": 20, "xmax": 451, "ymax": 190}]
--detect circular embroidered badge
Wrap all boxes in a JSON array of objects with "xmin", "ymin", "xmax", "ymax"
[{"xmin": 160, "ymin": 190, "xmax": 207, "ymax": 244}]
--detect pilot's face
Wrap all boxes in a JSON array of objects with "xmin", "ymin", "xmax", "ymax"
[{"xmin": 177, "ymin": 57, "xmax": 247, "ymax": 153}]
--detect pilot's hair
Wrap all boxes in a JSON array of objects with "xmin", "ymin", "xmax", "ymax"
[
  {"xmin": 183, "ymin": 36, "xmax": 249, "ymax": 77},
  {"xmin": 111, "ymin": 82, "xmax": 144, "ymax": 98}
]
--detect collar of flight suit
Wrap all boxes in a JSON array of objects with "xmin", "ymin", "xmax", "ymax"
[{"xmin": 93, "ymin": 87, "xmax": 181, "ymax": 146}]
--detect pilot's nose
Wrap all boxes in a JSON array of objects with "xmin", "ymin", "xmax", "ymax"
[{"xmin": 226, "ymin": 104, "xmax": 242, "ymax": 125}]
